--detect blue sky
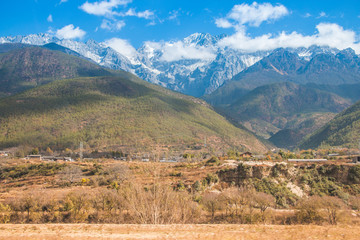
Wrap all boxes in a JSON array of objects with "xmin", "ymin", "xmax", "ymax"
[{"xmin": 1, "ymin": 0, "xmax": 360, "ymax": 51}]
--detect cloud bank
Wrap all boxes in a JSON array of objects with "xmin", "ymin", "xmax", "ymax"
[
  {"xmin": 214, "ymin": 2, "xmax": 360, "ymax": 53},
  {"xmin": 101, "ymin": 2, "xmax": 360, "ymax": 60},
  {"xmin": 218, "ymin": 23, "xmax": 360, "ymax": 53}
]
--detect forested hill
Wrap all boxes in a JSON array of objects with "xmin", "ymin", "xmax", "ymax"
[{"xmin": 0, "ymin": 75, "xmax": 268, "ymax": 153}]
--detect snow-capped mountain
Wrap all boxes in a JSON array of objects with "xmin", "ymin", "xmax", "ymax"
[{"xmin": 0, "ymin": 33, "xmax": 342, "ymax": 97}]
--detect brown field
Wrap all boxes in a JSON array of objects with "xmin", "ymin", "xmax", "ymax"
[{"xmin": 0, "ymin": 224, "xmax": 359, "ymax": 240}]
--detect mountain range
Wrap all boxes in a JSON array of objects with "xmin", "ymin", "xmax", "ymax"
[
  {"xmin": 0, "ymin": 33, "xmax": 340, "ymax": 97},
  {"xmin": 205, "ymin": 48, "xmax": 360, "ymax": 105},
  {"xmin": 203, "ymin": 47, "xmax": 360, "ymax": 148}
]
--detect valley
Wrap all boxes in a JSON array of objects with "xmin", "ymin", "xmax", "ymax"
[
  {"xmin": 2, "ymin": 1, "xmax": 360, "ymax": 239},
  {"xmin": 0, "ymin": 32, "xmax": 360, "ymax": 234}
]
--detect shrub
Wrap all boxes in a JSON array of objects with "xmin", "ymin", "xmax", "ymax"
[
  {"xmin": 205, "ymin": 156, "xmax": 220, "ymax": 166},
  {"xmin": 348, "ymin": 165, "xmax": 360, "ymax": 184},
  {"xmin": 204, "ymin": 173, "xmax": 219, "ymax": 186},
  {"xmin": 169, "ymin": 171, "xmax": 182, "ymax": 177},
  {"xmin": 296, "ymin": 196, "xmax": 323, "ymax": 224}
]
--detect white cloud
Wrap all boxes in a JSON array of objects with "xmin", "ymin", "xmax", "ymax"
[
  {"xmin": 304, "ymin": 13, "xmax": 311, "ymax": 18},
  {"xmin": 318, "ymin": 11, "xmax": 327, "ymax": 18},
  {"xmin": 59, "ymin": 0, "xmax": 68, "ymax": 4},
  {"xmin": 47, "ymin": 14, "xmax": 53, "ymax": 23},
  {"xmin": 100, "ymin": 19, "xmax": 125, "ymax": 31},
  {"xmin": 215, "ymin": 18, "xmax": 233, "ymax": 28},
  {"xmin": 217, "ymin": 23, "xmax": 360, "ymax": 53},
  {"xmin": 168, "ymin": 10, "xmax": 179, "ymax": 20},
  {"xmin": 104, "ymin": 38, "xmax": 137, "ymax": 59},
  {"xmin": 79, "ymin": 0, "xmax": 132, "ymax": 16},
  {"xmin": 120, "ymin": 8, "xmax": 154, "ymax": 19},
  {"xmin": 156, "ymin": 41, "xmax": 216, "ymax": 62},
  {"xmin": 55, "ymin": 24, "xmax": 86, "ymax": 39},
  {"xmin": 216, "ymin": 2, "xmax": 289, "ymax": 29}
]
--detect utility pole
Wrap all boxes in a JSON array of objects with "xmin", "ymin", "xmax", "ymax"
[
  {"xmin": 79, "ymin": 142, "xmax": 83, "ymax": 161},
  {"xmin": 204, "ymin": 136, "xmax": 207, "ymax": 148}
]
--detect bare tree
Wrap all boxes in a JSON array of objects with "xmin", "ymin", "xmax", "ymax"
[
  {"xmin": 59, "ymin": 165, "xmax": 83, "ymax": 184},
  {"xmin": 104, "ymin": 163, "xmax": 129, "ymax": 183},
  {"xmin": 321, "ymin": 196, "xmax": 346, "ymax": 225},
  {"xmin": 252, "ymin": 192, "xmax": 275, "ymax": 223},
  {"xmin": 221, "ymin": 187, "xmax": 251, "ymax": 223},
  {"xmin": 201, "ymin": 192, "xmax": 223, "ymax": 221},
  {"xmin": 349, "ymin": 195, "xmax": 360, "ymax": 212}
]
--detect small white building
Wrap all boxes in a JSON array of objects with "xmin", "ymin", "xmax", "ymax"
[
  {"xmin": 0, "ymin": 151, "xmax": 9, "ymax": 157},
  {"xmin": 288, "ymin": 159, "xmax": 327, "ymax": 162},
  {"xmin": 26, "ymin": 155, "xmax": 42, "ymax": 160}
]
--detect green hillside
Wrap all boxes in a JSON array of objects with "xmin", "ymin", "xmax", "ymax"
[
  {"xmin": 0, "ymin": 46, "xmax": 112, "ymax": 97},
  {"xmin": 0, "ymin": 76, "xmax": 268, "ymax": 153},
  {"xmin": 218, "ymin": 82, "xmax": 350, "ymax": 148},
  {"xmin": 300, "ymin": 100, "xmax": 360, "ymax": 149}
]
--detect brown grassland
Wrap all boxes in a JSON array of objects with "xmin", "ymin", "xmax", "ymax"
[{"xmin": 0, "ymin": 224, "xmax": 359, "ymax": 240}]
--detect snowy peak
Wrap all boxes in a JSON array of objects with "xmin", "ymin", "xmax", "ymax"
[
  {"xmin": 183, "ymin": 33, "xmax": 226, "ymax": 47},
  {"xmin": 0, "ymin": 33, "xmax": 58, "ymax": 45},
  {"xmin": 1, "ymin": 33, "xmax": 357, "ymax": 97}
]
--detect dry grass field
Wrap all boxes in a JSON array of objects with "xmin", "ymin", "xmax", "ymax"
[{"xmin": 0, "ymin": 224, "xmax": 359, "ymax": 240}]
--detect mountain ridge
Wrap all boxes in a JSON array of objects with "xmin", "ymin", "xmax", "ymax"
[{"xmin": 0, "ymin": 45, "xmax": 114, "ymax": 97}]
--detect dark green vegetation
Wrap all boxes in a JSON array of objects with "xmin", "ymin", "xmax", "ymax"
[
  {"xmin": 300, "ymin": 100, "xmax": 360, "ymax": 149},
  {"xmin": 0, "ymin": 45, "xmax": 112, "ymax": 97},
  {"xmin": 0, "ymin": 75, "xmax": 268, "ymax": 153},
  {"xmin": 213, "ymin": 82, "xmax": 350, "ymax": 148},
  {"xmin": 306, "ymin": 83, "xmax": 360, "ymax": 103},
  {"xmin": 0, "ymin": 163, "xmax": 65, "ymax": 179},
  {"xmin": 204, "ymin": 48, "xmax": 360, "ymax": 149}
]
